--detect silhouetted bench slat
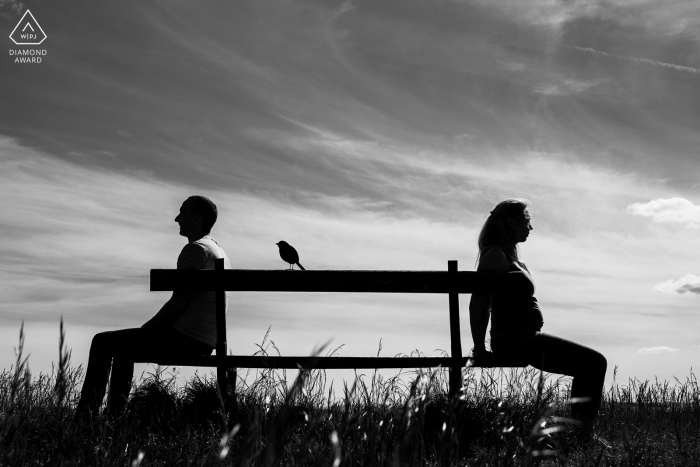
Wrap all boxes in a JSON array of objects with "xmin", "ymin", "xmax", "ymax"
[
  {"xmin": 150, "ymin": 269, "xmax": 527, "ymax": 294},
  {"xmin": 149, "ymin": 260, "xmax": 528, "ymax": 396},
  {"xmin": 144, "ymin": 355, "xmax": 529, "ymax": 369}
]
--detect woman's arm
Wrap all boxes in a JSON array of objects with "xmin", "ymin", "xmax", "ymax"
[
  {"xmin": 469, "ymin": 294, "xmax": 491, "ymax": 354},
  {"xmin": 469, "ymin": 247, "xmax": 510, "ymax": 356}
]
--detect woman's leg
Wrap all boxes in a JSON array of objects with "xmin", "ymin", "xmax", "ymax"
[{"xmin": 526, "ymin": 332, "xmax": 607, "ymax": 426}]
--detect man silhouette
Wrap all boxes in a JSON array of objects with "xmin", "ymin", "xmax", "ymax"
[{"xmin": 75, "ymin": 196, "xmax": 230, "ymax": 420}]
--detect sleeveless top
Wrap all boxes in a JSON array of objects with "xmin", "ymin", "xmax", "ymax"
[{"xmin": 487, "ymin": 249, "xmax": 544, "ymax": 333}]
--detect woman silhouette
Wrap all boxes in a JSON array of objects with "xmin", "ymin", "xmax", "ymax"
[{"xmin": 469, "ymin": 198, "xmax": 607, "ymax": 443}]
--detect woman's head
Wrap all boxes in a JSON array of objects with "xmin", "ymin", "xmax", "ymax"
[{"xmin": 477, "ymin": 198, "xmax": 532, "ymax": 264}]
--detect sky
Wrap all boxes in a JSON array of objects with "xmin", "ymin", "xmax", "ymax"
[{"xmin": 1, "ymin": 0, "xmax": 699, "ymax": 389}]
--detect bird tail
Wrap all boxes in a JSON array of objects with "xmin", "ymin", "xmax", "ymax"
[{"xmin": 296, "ymin": 263, "xmax": 306, "ymax": 271}]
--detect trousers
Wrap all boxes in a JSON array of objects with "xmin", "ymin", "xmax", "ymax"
[
  {"xmin": 491, "ymin": 330, "xmax": 607, "ymax": 425},
  {"xmin": 75, "ymin": 325, "xmax": 213, "ymax": 418}
]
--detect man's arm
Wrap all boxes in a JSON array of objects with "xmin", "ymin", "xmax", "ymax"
[
  {"xmin": 143, "ymin": 242, "xmax": 207, "ymax": 330},
  {"xmin": 142, "ymin": 292, "xmax": 193, "ymax": 329}
]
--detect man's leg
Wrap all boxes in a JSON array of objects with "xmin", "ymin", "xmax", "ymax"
[
  {"xmin": 77, "ymin": 326, "xmax": 214, "ymax": 420},
  {"xmin": 75, "ymin": 328, "xmax": 142, "ymax": 421},
  {"xmin": 104, "ymin": 326, "xmax": 209, "ymax": 416},
  {"xmin": 106, "ymin": 356, "xmax": 136, "ymax": 417}
]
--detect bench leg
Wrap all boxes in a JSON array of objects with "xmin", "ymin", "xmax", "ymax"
[
  {"xmin": 217, "ymin": 342, "xmax": 227, "ymax": 396},
  {"xmin": 448, "ymin": 260, "xmax": 463, "ymax": 397}
]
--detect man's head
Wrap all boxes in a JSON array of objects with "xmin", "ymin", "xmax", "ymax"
[{"xmin": 175, "ymin": 196, "xmax": 218, "ymax": 239}]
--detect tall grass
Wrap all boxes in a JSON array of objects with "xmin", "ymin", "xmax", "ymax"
[{"xmin": 1, "ymin": 324, "xmax": 699, "ymax": 466}]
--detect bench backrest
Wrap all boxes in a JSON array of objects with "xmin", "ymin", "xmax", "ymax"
[{"xmin": 150, "ymin": 266, "xmax": 525, "ymax": 293}]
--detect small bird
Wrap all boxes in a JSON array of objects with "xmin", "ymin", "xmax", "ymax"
[{"xmin": 276, "ymin": 241, "xmax": 306, "ymax": 270}]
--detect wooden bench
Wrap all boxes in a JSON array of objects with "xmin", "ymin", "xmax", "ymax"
[{"xmin": 147, "ymin": 259, "xmax": 528, "ymax": 397}]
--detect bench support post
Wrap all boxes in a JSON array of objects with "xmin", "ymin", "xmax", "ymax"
[
  {"xmin": 448, "ymin": 260, "xmax": 462, "ymax": 397},
  {"xmin": 215, "ymin": 258, "xmax": 228, "ymax": 397}
]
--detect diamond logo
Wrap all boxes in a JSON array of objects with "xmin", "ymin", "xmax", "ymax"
[{"xmin": 9, "ymin": 10, "xmax": 47, "ymax": 45}]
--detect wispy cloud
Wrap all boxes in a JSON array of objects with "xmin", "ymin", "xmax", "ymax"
[
  {"xmin": 638, "ymin": 346, "xmax": 679, "ymax": 354},
  {"xmin": 533, "ymin": 78, "xmax": 600, "ymax": 96},
  {"xmin": 0, "ymin": 0, "xmax": 25, "ymax": 18},
  {"xmin": 627, "ymin": 198, "xmax": 700, "ymax": 228},
  {"xmin": 653, "ymin": 274, "xmax": 700, "ymax": 295},
  {"xmin": 569, "ymin": 46, "xmax": 700, "ymax": 75}
]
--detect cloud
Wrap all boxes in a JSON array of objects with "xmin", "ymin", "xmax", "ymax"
[
  {"xmin": 627, "ymin": 197, "xmax": 700, "ymax": 227},
  {"xmin": 653, "ymin": 274, "xmax": 700, "ymax": 294},
  {"xmin": 533, "ymin": 78, "xmax": 600, "ymax": 96},
  {"xmin": 570, "ymin": 46, "xmax": 700, "ymax": 75},
  {"xmin": 0, "ymin": 0, "xmax": 24, "ymax": 18},
  {"xmin": 638, "ymin": 346, "xmax": 679, "ymax": 354}
]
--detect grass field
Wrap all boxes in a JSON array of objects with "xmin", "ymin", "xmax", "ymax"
[{"xmin": 1, "ymin": 324, "xmax": 699, "ymax": 466}]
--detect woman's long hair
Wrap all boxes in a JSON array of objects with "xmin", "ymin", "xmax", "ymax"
[{"xmin": 476, "ymin": 198, "xmax": 530, "ymax": 268}]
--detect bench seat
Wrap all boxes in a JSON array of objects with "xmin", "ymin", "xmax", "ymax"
[{"xmin": 143, "ymin": 355, "xmax": 529, "ymax": 369}]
